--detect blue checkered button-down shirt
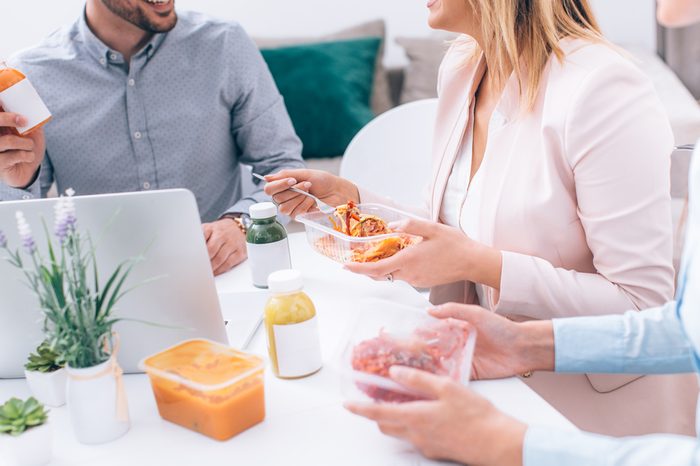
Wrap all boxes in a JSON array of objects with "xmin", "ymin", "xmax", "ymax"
[{"xmin": 1, "ymin": 11, "xmax": 304, "ymax": 221}]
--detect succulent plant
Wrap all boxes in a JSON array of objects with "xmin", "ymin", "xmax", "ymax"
[
  {"xmin": 0, "ymin": 397, "xmax": 48, "ymax": 436},
  {"xmin": 25, "ymin": 340, "xmax": 65, "ymax": 373}
]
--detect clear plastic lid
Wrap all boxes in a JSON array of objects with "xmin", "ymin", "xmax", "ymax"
[
  {"xmin": 139, "ymin": 338, "xmax": 264, "ymax": 392},
  {"xmin": 336, "ymin": 299, "xmax": 476, "ymax": 403}
]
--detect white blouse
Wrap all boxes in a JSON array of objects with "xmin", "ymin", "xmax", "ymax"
[{"xmin": 439, "ymin": 103, "xmax": 507, "ymax": 304}]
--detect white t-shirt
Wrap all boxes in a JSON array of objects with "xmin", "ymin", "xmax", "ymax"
[{"xmin": 439, "ymin": 103, "xmax": 507, "ymax": 304}]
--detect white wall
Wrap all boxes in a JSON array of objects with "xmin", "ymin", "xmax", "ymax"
[{"xmin": 1, "ymin": 0, "xmax": 656, "ymax": 67}]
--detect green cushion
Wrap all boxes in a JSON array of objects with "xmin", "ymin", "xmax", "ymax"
[{"xmin": 261, "ymin": 38, "xmax": 380, "ymax": 159}]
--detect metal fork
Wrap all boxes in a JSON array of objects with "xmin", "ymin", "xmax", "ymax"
[{"xmin": 252, "ymin": 172, "xmax": 336, "ymax": 215}]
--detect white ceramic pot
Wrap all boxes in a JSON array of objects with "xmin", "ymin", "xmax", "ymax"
[
  {"xmin": 24, "ymin": 368, "xmax": 67, "ymax": 407},
  {"xmin": 66, "ymin": 359, "xmax": 130, "ymax": 445},
  {"xmin": 2, "ymin": 422, "xmax": 52, "ymax": 466}
]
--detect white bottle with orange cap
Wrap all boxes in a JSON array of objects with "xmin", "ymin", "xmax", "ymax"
[{"xmin": 0, "ymin": 62, "xmax": 52, "ymax": 135}]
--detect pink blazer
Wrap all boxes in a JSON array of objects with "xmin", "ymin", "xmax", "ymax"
[
  {"xmin": 362, "ymin": 37, "xmax": 697, "ymax": 436},
  {"xmin": 428, "ymin": 37, "xmax": 676, "ymax": 317}
]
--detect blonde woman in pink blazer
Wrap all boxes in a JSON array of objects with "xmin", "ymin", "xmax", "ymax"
[{"xmin": 265, "ymin": 0, "xmax": 697, "ymax": 436}]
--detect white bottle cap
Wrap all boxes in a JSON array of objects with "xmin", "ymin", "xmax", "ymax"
[
  {"xmin": 268, "ymin": 269, "xmax": 303, "ymax": 293},
  {"xmin": 249, "ymin": 202, "xmax": 277, "ymax": 220}
]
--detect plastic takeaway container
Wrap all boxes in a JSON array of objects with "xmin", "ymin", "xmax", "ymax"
[{"xmin": 140, "ymin": 339, "xmax": 265, "ymax": 441}]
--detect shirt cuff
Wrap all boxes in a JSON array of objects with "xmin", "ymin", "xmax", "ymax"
[
  {"xmin": 524, "ymin": 426, "xmax": 610, "ymax": 466},
  {"xmin": 494, "ymin": 250, "xmax": 539, "ymax": 312},
  {"xmin": 0, "ymin": 177, "xmax": 40, "ymax": 201}
]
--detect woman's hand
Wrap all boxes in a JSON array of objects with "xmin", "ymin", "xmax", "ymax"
[
  {"xmin": 345, "ymin": 366, "xmax": 527, "ymax": 466},
  {"xmin": 430, "ymin": 303, "xmax": 555, "ymax": 379},
  {"xmin": 262, "ymin": 169, "xmax": 359, "ymax": 218},
  {"xmin": 344, "ymin": 217, "xmax": 502, "ymax": 289}
]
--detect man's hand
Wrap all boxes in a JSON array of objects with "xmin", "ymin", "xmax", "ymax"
[
  {"xmin": 202, "ymin": 218, "xmax": 247, "ymax": 276},
  {"xmin": 0, "ymin": 111, "xmax": 45, "ymax": 188}
]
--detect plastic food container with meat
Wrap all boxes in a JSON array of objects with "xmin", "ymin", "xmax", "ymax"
[
  {"xmin": 296, "ymin": 202, "xmax": 422, "ymax": 264},
  {"xmin": 139, "ymin": 339, "xmax": 265, "ymax": 441},
  {"xmin": 337, "ymin": 300, "xmax": 476, "ymax": 403}
]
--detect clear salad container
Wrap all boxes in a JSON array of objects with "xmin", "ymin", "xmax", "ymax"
[
  {"xmin": 139, "ymin": 339, "xmax": 265, "ymax": 441},
  {"xmin": 296, "ymin": 203, "xmax": 422, "ymax": 263},
  {"xmin": 337, "ymin": 300, "xmax": 476, "ymax": 403}
]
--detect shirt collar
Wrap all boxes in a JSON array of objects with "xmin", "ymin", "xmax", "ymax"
[{"xmin": 77, "ymin": 10, "xmax": 168, "ymax": 68}]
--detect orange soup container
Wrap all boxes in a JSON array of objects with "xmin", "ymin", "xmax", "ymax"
[
  {"xmin": 0, "ymin": 62, "xmax": 52, "ymax": 135},
  {"xmin": 139, "ymin": 339, "xmax": 265, "ymax": 441}
]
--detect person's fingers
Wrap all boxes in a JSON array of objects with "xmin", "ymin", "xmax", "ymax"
[
  {"xmin": 0, "ymin": 135, "xmax": 35, "ymax": 153},
  {"xmin": 277, "ymin": 195, "xmax": 306, "ymax": 216},
  {"xmin": 344, "ymin": 401, "xmax": 407, "ymax": 422},
  {"xmin": 344, "ymin": 254, "xmax": 401, "ymax": 277},
  {"xmin": 211, "ymin": 244, "xmax": 235, "ymax": 273},
  {"xmin": 264, "ymin": 169, "xmax": 312, "ymax": 182},
  {"xmin": 0, "ymin": 150, "xmax": 35, "ymax": 169},
  {"xmin": 0, "ymin": 113, "xmax": 27, "ymax": 128},
  {"xmin": 220, "ymin": 247, "xmax": 247, "ymax": 274},
  {"xmin": 272, "ymin": 189, "xmax": 306, "ymax": 205},
  {"xmin": 202, "ymin": 223, "xmax": 214, "ymax": 241},
  {"xmin": 429, "ymin": 303, "xmax": 487, "ymax": 322},
  {"xmin": 377, "ymin": 421, "xmax": 408, "ymax": 439},
  {"xmin": 289, "ymin": 195, "xmax": 317, "ymax": 218},
  {"xmin": 389, "ymin": 217, "xmax": 437, "ymax": 238},
  {"xmin": 264, "ymin": 177, "xmax": 297, "ymax": 196},
  {"xmin": 388, "ymin": 366, "xmax": 453, "ymax": 399},
  {"xmin": 206, "ymin": 232, "xmax": 226, "ymax": 261}
]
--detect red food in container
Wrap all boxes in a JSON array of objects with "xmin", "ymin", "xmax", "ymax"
[{"xmin": 338, "ymin": 300, "xmax": 476, "ymax": 403}]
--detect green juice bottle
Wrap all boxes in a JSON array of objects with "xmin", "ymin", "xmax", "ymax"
[{"xmin": 246, "ymin": 202, "xmax": 292, "ymax": 288}]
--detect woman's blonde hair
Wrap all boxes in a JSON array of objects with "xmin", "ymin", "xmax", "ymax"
[{"xmin": 464, "ymin": 0, "xmax": 604, "ymax": 109}]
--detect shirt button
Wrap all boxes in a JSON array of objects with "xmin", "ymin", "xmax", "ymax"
[
  {"xmin": 143, "ymin": 182, "xmax": 151, "ymax": 190},
  {"xmin": 110, "ymin": 53, "xmax": 118, "ymax": 60},
  {"xmin": 134, "ymin": 131, "xmax": 142, "ymax": 139},
  {"xmin": 99, "ymin": 57, "xmax": 106, "ymax": 65},
  {"xmin": 128, "ymin": 78, "xmax": 135, "ymax": 86},
  {"xmin": 22, "ymin": 195, "xmax": 31, "ymax": 200}
]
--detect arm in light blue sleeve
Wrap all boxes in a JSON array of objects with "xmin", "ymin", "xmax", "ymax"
[
  {"xmin": 553, "ymin": 301, "xmax": 696, "ymax": 374},
  {"xmin": 0, "ymin": 168, "xmax": 41, "ymax": 201},
  {"xmin": 524, "ymin": 426, "xmax": 700, "ymax": 466}
]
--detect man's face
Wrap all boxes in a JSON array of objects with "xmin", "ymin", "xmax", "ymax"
[{"xmin": 100, "ymin": 0, "xmax": 177, "ymax": 33}]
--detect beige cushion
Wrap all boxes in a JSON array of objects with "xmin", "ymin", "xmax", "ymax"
[
  {"xmin": 254, "ymin": 20, "xmax": 393, "ymax": 115},
  {"xmin": 395, "ymin": 34, "xmax": 455, "ymax": 104}
]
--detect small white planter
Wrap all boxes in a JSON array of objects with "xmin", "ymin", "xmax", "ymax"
[
  {"xmin": 66, "ymin": 359, "xmax": 130, "ymax": 445},
  {"xmin": 2, "ymin": 422, "xmax": 52, "ymax": 466},
  {"xmin": 24, "ymin": 368, "xmax": 67, "ymax": 407}
]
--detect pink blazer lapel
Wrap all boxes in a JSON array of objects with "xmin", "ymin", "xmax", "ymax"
[{"xmin": 430, "ymin": 55, "xmax": 486, "ymax": 221}]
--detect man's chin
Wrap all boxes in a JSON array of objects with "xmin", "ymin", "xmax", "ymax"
[{"xmin": 143, "ymin": 13, "xmax": 177, "ymax": 33}]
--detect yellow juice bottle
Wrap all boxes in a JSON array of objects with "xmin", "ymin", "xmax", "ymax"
[{"xmin": 264, "ymin": 269, "xmax": 322, "ymax": 379}]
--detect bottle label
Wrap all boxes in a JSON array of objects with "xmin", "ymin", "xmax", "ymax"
[
  {"xmin": 273, "ymin": 316, "xmax": 323, "ymax": 377},
  {"xmin": 0, "ymin": 77, "xmax": 52, "ymax": 135},
  {"xmin": 247, "ymin": 238, "xmax": 291, "ymax": 287}
]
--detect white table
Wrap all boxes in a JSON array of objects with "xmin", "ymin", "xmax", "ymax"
[{"xmin": 0, "ymin": 233, "xmax": 575, "ymax": 466}]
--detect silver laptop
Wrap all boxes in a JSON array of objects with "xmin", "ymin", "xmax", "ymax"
[{"xmin": 0, "ymin": 189, "xmax": 228, "ymax": 378}]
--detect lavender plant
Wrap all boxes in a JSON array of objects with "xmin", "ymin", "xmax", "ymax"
[{"xmin": 0, "ymin": 190, "xmax": 142, "ymax": 369}]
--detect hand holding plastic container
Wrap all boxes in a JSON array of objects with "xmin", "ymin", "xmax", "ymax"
[
  {"xmin": 296, "ymin": 203, "xmax": 422, "ymax": 264},
  {"xmin": 246, "ymin": 202, "xmax": 291, "ymax": 288},
  {"xmin": 265, "ymin": 269, "xmax": 323, "ymax": 379},
  {"xmin": 338, "ymin": 300, "xmax": 476, "ymax": 403},
  {"xmin": 140, "ymin": 339, "xmax": 265, "ymax": 441},
  {"xmin": 0, "ymin": 62, "xmax": 51, "ymax": 135}
]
